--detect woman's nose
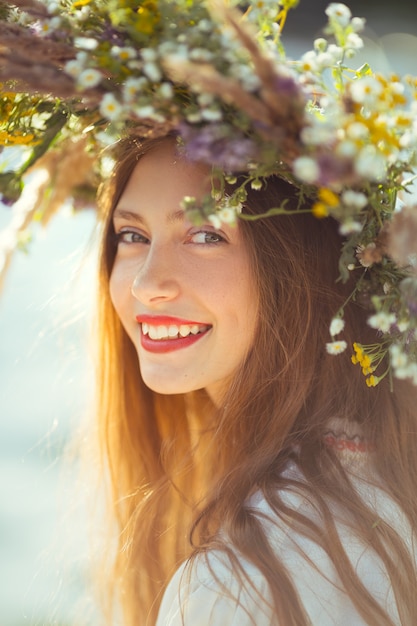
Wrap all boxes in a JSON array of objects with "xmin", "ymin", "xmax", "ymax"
[{"xmin": 130, "ymin": 243, "xmax": 180, "ymax": 305}]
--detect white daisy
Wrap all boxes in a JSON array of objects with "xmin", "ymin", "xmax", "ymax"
[
  {"xmin": 329, "ymin": 317, "xmax": 345, "ymax": 336},
  {"xmin": 99, "ymin": 93, "xmax": 124, "ymax": 121},
  {"xmin": 77, "ymin": 68, "xmax": 102, "ymax": 89},
  {"xmin": 293, "ymin": 156, "xmax": 320, "ymax": 184},
  {"xmin": 367, "ymin": 312, "xmax": 396, "ymax": 333},
  {"xmin": 326, "ymin": 340, "xmax": 348, "ymax": 355},
  {"xmin": 325, "ymin": 3, "xmax": 352, "ymax": 28}
]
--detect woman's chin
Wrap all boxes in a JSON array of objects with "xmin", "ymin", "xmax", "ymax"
[{"xmin": 140, "ymin": 375, "xmax": 201, "ymax": 396}]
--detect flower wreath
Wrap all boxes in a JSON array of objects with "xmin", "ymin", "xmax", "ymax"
[{"xmin": 1, "ymin": 0, "xmax": 417, "ymax": 386}]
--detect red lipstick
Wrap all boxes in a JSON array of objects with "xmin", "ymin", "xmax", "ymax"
[
  {"xmin": 136, "ymin": 315, "xmax": 206, "ymax": 325},
  {"xmin": 136, "ymin": 315, "xmax": 211, "ymax": 354}
]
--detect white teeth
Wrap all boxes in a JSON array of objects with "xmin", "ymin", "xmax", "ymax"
[
  {"xmin": 147, "ymin": 326, "xmax": 158, "ymax": 340},
  {"xmin": 157, "ymin": 325, "xmax": 168, "ymax": 339},
  {"xmin": 141, "ymin": 322, "xmax": 209, "ymax": 340},
  {"xmin": 148, "ymin": 325, "xmax": 168, "ymax": 340}
]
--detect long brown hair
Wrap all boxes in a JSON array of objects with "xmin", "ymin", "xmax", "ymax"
[{"xmin": 92, "ymin": 136, "xmax": 417, "ymax": 626}]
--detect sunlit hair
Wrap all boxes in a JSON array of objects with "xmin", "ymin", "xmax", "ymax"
[{"xmin": 93, "ymin": 136, "xmax": 417, "ymax": 626}]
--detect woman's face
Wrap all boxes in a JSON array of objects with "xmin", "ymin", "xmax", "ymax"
[{"xmin": 109, "ymin": 140, "xmax": 257, "ymax": 403}]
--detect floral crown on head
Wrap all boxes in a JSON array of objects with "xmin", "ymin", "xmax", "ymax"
[{"xmin": 1, "ymin": 0, "xmax": 417, "ymax": 386}]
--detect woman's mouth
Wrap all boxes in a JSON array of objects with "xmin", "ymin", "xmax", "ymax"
[
  {"xmin": 142, "ymin": 322, "xmax": 210, "ymax": 340},
  {"xmin": 136, "ymin": 316, "xmax": 212, "ymax": 353}
]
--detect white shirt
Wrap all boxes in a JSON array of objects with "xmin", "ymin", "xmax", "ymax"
[{"xmin": 156, "ymin": 454, "xmax": 413, "ymax": 626}]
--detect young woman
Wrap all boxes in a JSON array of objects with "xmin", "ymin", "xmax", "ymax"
[
  {"xmin": 1, "ymin": 0, "xmax": 416, "ymax": 624},
  {"xmin": 93, "ymin": 134, "xmax": 417, "ymax": 626}
]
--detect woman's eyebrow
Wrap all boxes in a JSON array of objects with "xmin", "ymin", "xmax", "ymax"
[
  {"xmin": 113, "ymin": 208, "xmax": 144, "ymax": 223},
  {"xmin": 113, "ymin": 207, "xmax": 186, "ymax": 224}
]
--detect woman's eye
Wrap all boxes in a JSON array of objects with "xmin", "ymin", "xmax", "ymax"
[
  {"xmin": 189, "ymin": 230, "xmax": 226, "ymax": 245},
  {"xmin": 115, "ymin": 230, "xmax": 149, "ymax": 245}
]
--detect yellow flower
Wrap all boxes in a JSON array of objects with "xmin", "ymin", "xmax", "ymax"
[
  {"xmin": 72, "ymin": 0, "xmax": 92, "ymax": 7},
  {"xmin": 312, "ymin": 187, "xmax": 340, "ymax": 218},
  {"xmin": 361, "ymin": 354, "xmax": 371, "ymax": 369},
  {"xmin": 134, "ymin": 2, "xmax": 160, "ymax": 34},
  {"xmin": 352, "ymin": 342, "xmax": 389, "ymax": 386},
  {"xmin": 353, "ymin": 342, "xmax": 364, "ymax": 360},
  {"xmin": 318, "ymin": 187, "xmax": 340, "ymax": 207},
  {"xmin": 352, "ymin": 342, "xmax": 372, "ymax": 372},
  {"xmin": 0, "ymin": 129, "xmax": 37, "ymax": 145},
  {"xmin": 312, "ymin": 201, "xmax": 328, "ymax": 218}
]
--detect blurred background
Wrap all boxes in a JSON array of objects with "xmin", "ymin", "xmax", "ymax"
[
  {"xmin": 1, "ymin": 1, "xmax": 417, "ymax": 625},
  {"xmin": 285, "ymin": 0, "xmax": 417, "ymax": 35},
  {"xmin": 0, "ymin": 206, "xmax": 97, "ymax": 626},
  {"xmin": 283, "ymin": 0, "xmax": 417, "ymax": 74}
]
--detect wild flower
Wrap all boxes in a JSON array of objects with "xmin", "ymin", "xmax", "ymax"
[
  {"xmin": 208, "ymin": 214, "xmax": 222, "ymax": 229},
  {"xmin": 292, "ymin": 157, "xmax": 320, "ymax": 184},
  {"xmin": 341, "ymin": 190, "xmax": 367, "ymax": 209},
  {"xmin": 123, "ymin": 78, "xmax": 149, "ymax": 102},
  {"xmin": 345, "ymin": 122, "xmax": 369, "ymax": 141},
  {"xmin": 350, "ymin": 77, "xmax": 384, "ymax": 106},
  {"xmin": 143, "ymin": 62, "xmax": 162, "ymax": 82},
  {"xmin": 134, "ymin": 105, "xmax": 156, "ymax": 119},
  {"xmin": 2, "ymin": 0, "xmax": 417, "ymax": 385},
  {"xmin": 325, "ymin": 3, "xmax": 352, "ymax": 28},
  {"xmin": 389, "ymin": 344, "xmax": 409, "ymax": 369},
  {"xmin": 65, "ymin": 59, "xmax": 85, "ymax": 79},
  {"xmin": 74, "ymin": 6, "xmax": 90, "ymax": 21},
  {"xmin": 368, "ymin": 312, "xmax": 397, "ymax": 334},
  {"xmin": 330, "ymin": 317, "xmax": 345, "ymax": 336},
  {"xmin": 397, "ymin": 320, "xmax": 410, "ymax": 333},
  {"xmin": 339, "ymin": 219, "xmax": 363, "ymax": 235},
  {"xmin": 354, "ymin": 146, "xmax": 386, "ymax": 181},
  {"xmin": 251, "ymin": 179, "xmax": 263, "ymax": 191},
  {"xmin": 345, "ymin": 32, "xmax": 364, "ymax": 50},
  {"xmin": 77, "ymin": 68, "xmax": 103, "ymax": 89},
  {"xmin": 351, "ymin": 17, "xmax": 366, "ymax": 32},
  {"xmin": 111, "ymin": 46, "xmax": 137, "ymax": 62},
  {"xmin": 389, "ymin": 345, "xmax": 417, "ymax": 384},
  {"xmin": 99, "ymin": 94, "xmax": 124, "ymax": 121},
  {"xmin": 351, "ymin": 341, "xmax": 393, "ymax": 386},
  {"xmin": 326, "ymin": 340, "xmax": 348, "ymax": 355},
  {"xmin": 158, "ymin": 83, "xmax": 174, "ymax": 100},
  {"xmin": 201, "ymin": 109, "xmax": 223, "ymax": 122}
]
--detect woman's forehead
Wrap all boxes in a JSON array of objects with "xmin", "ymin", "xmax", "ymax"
[{"xmin": 116, "ymin": 141, "xmax": 213, "ymax": 210}]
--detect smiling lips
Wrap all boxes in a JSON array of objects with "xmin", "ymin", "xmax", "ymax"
[{"xmin": 136, "ymin": 315, "xmax": 211, "ymax": 353}]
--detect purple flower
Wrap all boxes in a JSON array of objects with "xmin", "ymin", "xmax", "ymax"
[
  {"xmin": 0, "ymin": 194, "xmax": 14, "ymax": 207},
  {"xmin": 179, "ymin": 123, "xmax": 258, "ymax": 171},
  {"xmin": 400, "ymin": 277, "xmax": 417, "ymax": 316},
  {"xmin": 273, "ymin": 73, "xmax": 300, "ymax": 99},
  {"xmin": 102, "ymin": 24, "xmax": 127, "ymax": 47},
  {"xmin": 316, "ymin": 152, "xmax": 355, "ymax": 187}
]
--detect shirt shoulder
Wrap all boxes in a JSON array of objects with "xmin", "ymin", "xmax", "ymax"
[
  {"xmin": 156, "ymin": 551, "xmax": 274, "ymax": 626},
  {"xmin": 156, "ymin": 460, "xmax": 410, "ymax": 626}
]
